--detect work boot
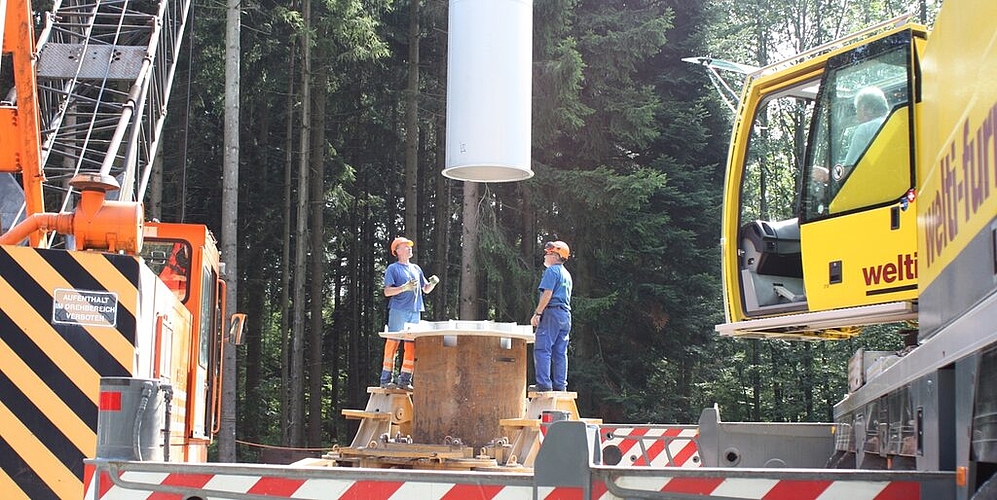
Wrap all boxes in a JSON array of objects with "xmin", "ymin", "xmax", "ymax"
[
  {"xmin": 398, "ymin": 373, "xmax": 414, "ymax": 391},
  {"xmin": 381, "ymin": 381, "xmax": 398, "ymax": 390},
  {"xmin": 528, "ymin": 384, "xmax": 551, "ymax": 392},
  {"xmin": 379, "ymin": 370, "xmax": 393, "ymax": 388}
]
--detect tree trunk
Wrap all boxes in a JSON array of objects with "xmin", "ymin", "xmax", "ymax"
[
  {"xmin": 751, "ymin": 340, "xmax": 761, "ymax": 421},
  {"xmin": 290, "ymin": 0, "xmax": 312, "ymax": 447},
  {"xmin": 404, "ymin": 0, "xmax": 420, "ymax": 243},
  {"xmin": 218, "ymin": 0, "xmax": 241, "ymax": 462},
  {"xmin": 307, "ymin": 39, "xmax": 328, "ymax": 447},
  {"xmin": 803, "ymin": 343, "xmax": 814, "ymax": 419},
  {"xmin": 459, "ymin": 182, "xmax": 480, "ymax": 319},
  {"xmin": 329, "ymin": 257, "xmax": 341, "ymax": 441},
  {"xmin": 279, "ymin": 40, "xmax": 296, "ymax": 446},
  {"xmin": 149, "ymin": 148, "xmax": 162, "ymax": 221},
  {"xmin": 240, "ymin": 85, "xmax": 272, "ymax": 453},
  {"xmin": 770, "ymin": 344, "xmax": 782, "ymax": 420},
  {"xmin": 362, "ymin": 208, "xmax": 376, "ymax": 395},
  {"xmin": 432, "ymin": 3, "xmax": 448, "ymax": 318},
  {"xmin": 348, "ymin": 192, "xmax": 362, "ymax": 409},
  {"xmin": 242, "ymin": 253, "xmax": 264, "ymax": 447}
]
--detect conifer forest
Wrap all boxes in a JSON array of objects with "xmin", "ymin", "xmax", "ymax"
[{"xmin": 152, "ymin": 0, "xmax": 940, "ymax": 458}]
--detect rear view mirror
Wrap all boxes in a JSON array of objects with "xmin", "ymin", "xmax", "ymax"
[{"xmin": 228, "ymin": 313, "xmax": 247, "ymax": 345}]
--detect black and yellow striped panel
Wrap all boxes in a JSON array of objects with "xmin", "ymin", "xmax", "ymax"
[{"xmin": 0, "ymin": 245, "xmax": 140, "ymax": 500}]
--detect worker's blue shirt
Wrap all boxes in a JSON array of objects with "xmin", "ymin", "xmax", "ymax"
[
  {"xmin": 538, "ymin": 264, "xmax": 572, "ymax": 310},
  {"xmin": 385, "ymin": 262, "xmax": 426, "ymax": 312}
]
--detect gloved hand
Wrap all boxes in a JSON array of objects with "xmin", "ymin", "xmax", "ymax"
[
  {"xmin": 400, "ymin": 279, "xmax": 418, "ymax": 292},
  {"xmin": 427, "ymin": 275, "xmax": 440, "ymax": 286}
]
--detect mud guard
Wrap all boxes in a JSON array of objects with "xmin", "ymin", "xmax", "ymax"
[{"xmin": 533, "ymin": 420, "xmax": 602, "ymax": 499}]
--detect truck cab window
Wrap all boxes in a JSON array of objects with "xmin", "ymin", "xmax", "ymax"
[
  {"xmin": 803, "ymin": 31, "xmax": 913, "ymax": 220},
  {"xmin": 142, "ymin": 240, "xmax": 192, "ymax": 302}
]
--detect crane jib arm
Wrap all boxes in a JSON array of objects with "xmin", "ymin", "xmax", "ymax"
[{"xmin": 1, "ymin": 0, "xmax": 46, "ymax": 225}]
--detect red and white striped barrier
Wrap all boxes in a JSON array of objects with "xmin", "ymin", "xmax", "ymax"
[
  {"xmin": 87, "ymin": 467, "xmax": 586, "ymax": 500},
  {"xmin": 599, "ymin": 425, "xmax": 701, "ymax": 467},
  {"xmin": 84, "ymin": 464, "xmax": 940, "ymax": 500},
  {"xmin": 87, "ymin": 468, "xmax": 925, "ymax": 500},
  {"xmin": 590, "ymin": 476, "xmax": 920, "ymax": 500}
]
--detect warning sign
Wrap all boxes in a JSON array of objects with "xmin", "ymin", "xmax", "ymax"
[{"xmin": 52, "ymin": 289, "xmax": 118, "ymax": 328}]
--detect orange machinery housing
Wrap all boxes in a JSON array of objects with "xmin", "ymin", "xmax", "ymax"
[
  {"xmin": 0, "ymin": 223, "xmax": 229, "ymax": 499},
  {"xmin": 2, "ymin": 2, "xmax": 227, "ymax": 497},
  {"xmin": 0, "ymin": 219, "xmax": 229, "ymax": 499}
]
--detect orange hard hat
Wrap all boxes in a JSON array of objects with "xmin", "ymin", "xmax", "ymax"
[
  {"xmin": 391, "ymin": 236, "xmax": 414, "ymax": 255},
  {"xmin": 544, "ymin": 240, "xmax": 570, "ymax": 260}
]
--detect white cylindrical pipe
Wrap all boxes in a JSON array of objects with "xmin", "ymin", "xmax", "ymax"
[{"xmin": 444, "ymin": 0, "xmax": 533, "ymax": 182}]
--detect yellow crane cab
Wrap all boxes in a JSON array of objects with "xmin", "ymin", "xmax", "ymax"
[{"xmin": 717, "ymin": 21, "xmax": 927, "ymax": 340}]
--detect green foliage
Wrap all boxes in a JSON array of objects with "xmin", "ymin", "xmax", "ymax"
[
  {"xmin": 161, "ymin": 0, "xmax": 938, "ymax": 454},
  {"xmin": 477, "ymin": 187, "xmax": 537, "ymax": 322},
  {"xmin": 319, "ymin": 0, "xmax": 393, "ymax": 62},
  {"xmin": 693, "ymin": 324, "xmax": 906, "ymax": 422}
]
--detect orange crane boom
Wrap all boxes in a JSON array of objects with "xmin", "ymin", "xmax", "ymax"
[{"xmin": 1, "ymin": 0, "xmax": 46, "ymax": 245}]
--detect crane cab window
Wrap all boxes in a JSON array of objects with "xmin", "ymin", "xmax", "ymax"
[
  {"xmin": 142, "ymin": 240, "xmax": 192, "ymax": 302},
  {"xmin": 802, "ymin": 30, "xmax": 914, "ymax": 221},
  {"xmin": 737, "ymin": 77, "xmax": 818, "ymax": 315},
  {"xmin": 199, "ymin": 266, "xmax": 217, "ymax": 368}
]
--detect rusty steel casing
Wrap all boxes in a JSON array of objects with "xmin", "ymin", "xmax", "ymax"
[{"xmin": 412, "ymin": 334, "xmax": 527, "ymax": 450}]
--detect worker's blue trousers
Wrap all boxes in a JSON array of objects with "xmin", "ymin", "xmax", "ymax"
[{"xmin": 533, "ymin": 307, "xmax": 571, "ymax": 391}]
